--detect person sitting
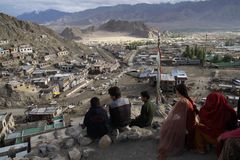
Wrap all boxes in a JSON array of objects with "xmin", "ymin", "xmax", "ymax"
[
  {"xmin": 82, "ymin": 97, "xmax": 109, "ymax": 139},
  {"xmin": 108, "ymin": 86, "xmax": 131, "ymax": 130},
  {"xmin": 158, "ymin": 83, "xmax": 197, "ymax": 160},
  {"xmin": 195, "ymin": 92, "xmax": 238, "ymax": 154},
  {"xmin": 218, "ymin": 128, "xmax": 240, "ymax": 160},
  {"xmin": 130, "ymin": 91, "xmax": 155, "ymax": 128}
]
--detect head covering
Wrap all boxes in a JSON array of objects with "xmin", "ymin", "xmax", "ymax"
[
  {"xmin": 219, "ymin": 128, "xmax": 240, "ymax": 141},
  {"xmin": 199, "ymin": 92, "xmax": 237, "ymax": 138}
]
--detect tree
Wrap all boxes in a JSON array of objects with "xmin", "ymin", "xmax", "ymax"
[
  {"xmin": 223, "ymin": 55, "xmax": 234, "ymax": 62},
  {"xmin": 212, "ymin": 55, "xmax": 220, "ymax": 63}
]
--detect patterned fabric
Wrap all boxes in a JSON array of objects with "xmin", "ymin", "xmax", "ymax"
[
  {"xmin": 218, "ymin": 138, "xmax": 240, "ymax": 160},
  {"xmin": 158, "ymin": 98, "xmax": 194, "ymax": 160}
]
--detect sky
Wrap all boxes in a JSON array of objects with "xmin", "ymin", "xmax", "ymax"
[{"xmin": 0, "ymin": 0, "xmax": 201, "ymax": 16}]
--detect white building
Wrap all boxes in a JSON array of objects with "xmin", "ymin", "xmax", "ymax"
[
  {"xmin": 19, "ymin": 45, "xmax": 33, "ymax": 54},
  {"xmin": 57, "ymin": 51, "xmax": 69, "ymax": 57},
  {"xmin": 0, "ymin": 112, "xmax": 15, "ymax": 139},
  {"xmin": 0, "ymin": 39, "xmax": 9, "ymax": 45}
]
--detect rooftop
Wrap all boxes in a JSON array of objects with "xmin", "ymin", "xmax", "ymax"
[
  {"xmin": 171, "ymin": 69, "xmax": 187, "ymax": 78},
  {"xmin": 29, "ymin": 106, "xmax": 61, "ymax": 115}
]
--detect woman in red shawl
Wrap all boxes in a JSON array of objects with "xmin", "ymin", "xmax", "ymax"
[
  {"xmin": 195, "ymin": 92, "xmax": 237, "ymax": 154},
  {"xmin": 158, "ymin": 83, "xmax": 197, "ymax": 160}
]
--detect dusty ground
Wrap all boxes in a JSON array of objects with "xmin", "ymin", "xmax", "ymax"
[
  {"xmin": 77, "ymin": 31, "xmax": 152, "ymax": 45},
  {"xmin": 86, "ymin": 139, "xmax": 217, "ymax": 160}
]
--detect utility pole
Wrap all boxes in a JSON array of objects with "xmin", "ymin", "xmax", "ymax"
[{"xmin": 156, "ymin": 32, "xmax": 162, "ymax": 106}]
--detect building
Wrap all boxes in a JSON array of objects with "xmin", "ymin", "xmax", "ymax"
[
  {"xmin": 22, "ymin": 65, "xmax": 35, "ymax": 75},
  {"xmin": 0, "ymin": 49, "xmax": 10, "ymax": 55},
  {"xmin": 57, "ymin": 63, "xmax": 74, "ymax": 72},
  {"xmin": 37, "ymin": 63, "xmax": 50, "ymax": 68},
  {"xmin": 90, "ymin": 61, "xmax": 105, "ymax": 74},
  {"xmin": 0, "ymin": 39, "xmax": 9, "ymax": 45},
  {"xmin": 6, "ymin": 81, "xmax": 39, "ymax": 93},
  {"xmin": 149, "ymin": 73, "xmax": 176, "ymax": 92},
  {"xmin": 0, "ymin": 112, "xmax": 15, "ymax": 139},
  {"xmin": 171, "ymin": 69, "xmax": 188, "ymax": 85},
  {"xmin": 50, "ymin": 73, "xmax": 74, "ymax": 92},
  {"xmin": 1, "ymin": 59, "xmax": 19, "ymax": 67},
  {"xmin": 44, "ymin": 54, "xmax": 57, "ymax": 62},
  {"xmin": 31, "ymin": 77, "xmax": 50, "ymax": 88},
  {"xmin": 19, "ymin": 45, "xmax": 33, "ymax": 54},
  {"xmin": 25, "ymin": 106, "xmax": 63, "ymax": 123},
  {"xmin": 57, "ymin": 51, "xmax": 69, "ymax": 57}
]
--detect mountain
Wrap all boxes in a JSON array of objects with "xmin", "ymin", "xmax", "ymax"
[
  {"xmin": 17, "ymin": 9, "xmax": 71, "ymax": 24},
  {"xmin": 0, "ymin": 13, "xmax": 90, "ymax": 56},
  {"xmin": 18, "ymin": 0, "xmax": 240, "ymax": 30},
  {"xmin": 99, "ymin": 20, "xmax": 157, "ymax": 38},
  {"xmin": 60, "ymin": 27, "xmax": 82, "ymax": 40},
  {"xmin": 60, "ymin": 20, "xmax": 157, "ymax": 39}
]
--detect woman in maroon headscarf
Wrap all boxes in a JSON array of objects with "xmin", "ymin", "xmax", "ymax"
[
  {"xmin": 195, "ymin": 92, "xmax": 237, "ymax": 154},
  {"xmin": 158, "ymin": 83, "xmax": 197, "ymax": 160}
]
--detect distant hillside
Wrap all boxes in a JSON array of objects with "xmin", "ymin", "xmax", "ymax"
[
  {"xmin": 60, "ymin": 27, "xmax": 82, "ymax": 40},
  {"xmin": 0, "ymin": 13, "xmax": 90, "ymax": 56},
  {"xmin": 60, "ymin": 20, "xmax": 157, "ymax": 39},
  {"xmin": 17, "ymin": 0, "xmax": 240, "ymax": 30},
  {"xmin": 17, "ymin": 9, "xmax": 71, "ymax": 24},
  {"xmin": 99, "ymin": 20, "xmax": 157, "ymax": 38}
]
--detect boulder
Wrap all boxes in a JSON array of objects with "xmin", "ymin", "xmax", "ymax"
[
  {"xmin": 81, "ymin": 147, "xmax": 95, "ymax": 159},
  {"xmin": 38, "ymin": 144, "xmax": 48, "ymax": 157},
  {"xmin": 78, "ymin": 137, "xmax": 92, "ymax": 146},
  {"xmin": 63, "ymin": 138, "xmax": 75, "ymax": 149},
  {"xmin": 99, "ymin": 135, "xmax": 112, "ymax": 149},
  {"xmin": 68, "ymin": 148, "xmax": 81, "ymax": 160},
  {"xmin": 65, "ymin": 126, "xmax": 82, "ymax": 139}
]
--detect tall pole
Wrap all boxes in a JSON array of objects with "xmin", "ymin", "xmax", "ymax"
[{"xmin": 156, "ymin": 32, "xmax": 162, "ymax": 105}]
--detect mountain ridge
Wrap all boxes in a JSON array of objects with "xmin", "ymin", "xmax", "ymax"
[{"xmin": 16, "ymin": 0, "xmax": 240, "ymax": 30}]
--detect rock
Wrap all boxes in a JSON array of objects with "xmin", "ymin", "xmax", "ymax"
[
  {"xmin": 53, "ymin": 130, "xmax": 64, "ymax": 139},
  {"xmin": 78, "ymin": 137, "xmax": 92, "ymax": 146},
  {"xmin": 46, "ymin": 144, "xmax": 60, "ymax": 152},
  {"xmin": 82, "ymin": 147, "xmax": 95, "ymax": 159},
  {"xmin": 141, "ymin": 129, "xmax": 153, "ymax": 139},
  {"xmin": 127, "ymin": 130, "xmax": 141, "ymax": 140},
  {"xmin": 65, "ymin": 126, "xmax": 82, "ymax": 139},
  {"xmin": 38, "ymin": 144, "xmax": 48, "ymax": 157},
  {"xmin": 63, "ymin": 138, "xmax": 75, "ymax": 149},
  {"xmin": 117, "ymin": 132, "xmax": 128, "ymax": 141},
  {"xmin": 32, "ymin": 156, "xmax": 49, "ymax": 160},
  {"xmin": 51, "ymin": 154, "xmax": 65, "ymax": 160},
  {"xmin": 68, "ymin": 148, "xmax": 81, "ymax": 160},
  {"xmin": 99, "ymin": 135, "xmax": 112, "ymax": 149}
]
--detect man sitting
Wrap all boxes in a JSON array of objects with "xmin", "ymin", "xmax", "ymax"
[
  {"xmin": 83, "ymin": 97, "xmax": 109, "ymax": 139},
  {"xmin": 130, "ymin": 91, "xmax": 155, "ymax": 128},
  {"xmin": 108, "ymin": 86, "xmax": 131, "ymax": 130}
]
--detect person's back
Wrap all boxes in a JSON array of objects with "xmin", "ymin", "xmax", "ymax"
[
  {"xmin": 108, "ymin": 86, "xmax": 131, "ymax": 129},
  {"xmin": 83, "ymin": 97, "xmax": 109, "ymax": 139},
  {"xmin": 109, "ymin": 97, "xmax": 131, "ymax": 128}
]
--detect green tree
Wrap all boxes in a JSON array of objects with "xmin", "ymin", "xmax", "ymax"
[{"xmin": 223, "ymin": 55, "xmax": 234, "ymax": 62}]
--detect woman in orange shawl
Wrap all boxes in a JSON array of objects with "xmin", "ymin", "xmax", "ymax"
[
  {"xmin": 158, "ymin": 83, "xmax": 197, "ymax": 160},
  {"xmin": 195, "ymin": 92, "xmax": 237, "ymax": 154}
]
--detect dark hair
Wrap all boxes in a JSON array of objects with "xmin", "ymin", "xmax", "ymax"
[
  {"xmin": 108, "ymin": 86, "xmax": 121, "ymax": 98},
  {"xmin": 141, "ymin": 91, "xmax": 150, "ymax": 99},
  {"xmin": 175, "ymin": 83, "xmax": 193, "ymax": 104},
  {"xmin": 90, "ymin": 97, "xmax": 100, "ymax": 107}
]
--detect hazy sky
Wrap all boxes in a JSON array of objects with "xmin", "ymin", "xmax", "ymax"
[{"xmin": 0, "ymin": 0, "xmax": 201, "ymax": 16}]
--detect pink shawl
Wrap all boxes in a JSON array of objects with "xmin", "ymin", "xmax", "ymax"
[{"xmin": 158, "ymin": 98, "xmax": 188, "ymax": 159}]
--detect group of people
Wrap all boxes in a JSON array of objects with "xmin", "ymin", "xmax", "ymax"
[
  {"xmin": 82, "ymin": 86, "xmax": 155, "ymax": 139},
  {"xmin": 158, "ymin": 83, "xmax": 239, "ymax": 160},
  {"xmin": 82, "ymin": 84, "xmax": 239, "ymax": 159}
]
